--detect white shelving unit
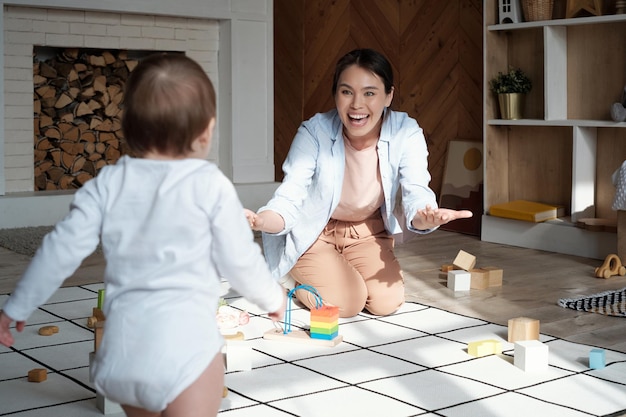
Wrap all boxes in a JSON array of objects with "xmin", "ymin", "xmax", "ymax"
[{"xmin": 482, "ymin": 3, "xmax": 626, "ymax": 259}]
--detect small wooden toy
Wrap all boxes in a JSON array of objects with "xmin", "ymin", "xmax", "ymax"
[
  {"xmin": 38, "ymin": 325, "xmax": 59, "ymax": 336},
  {"xmin": 469, "ymin": 269, "xmax": 489, "ymax": 290},
  {"xmin": 508, "ymin": 317, "xmax": 539, "ymax": 342},
  {"xmin": 514, "ymin": 340, "xmax": 549, "ymax": 372},
  {"xmin": 447, "ymin": 270, "xmax": 471, "ymax": 291},
  {"xmin": 589, "ymin": 348, "xmax": 606, "ymax": 369},
  {"xmin": 310, "ymin": 305, "xmax": 339, "ymax": 341},
  {"xmin": 482, "ymin": 266, "xmax": 504, "ymax": 287},
  {"xmin": 216, "ymin": 298, "xmax": 250, "ymax": 336},
  {"xmin": 594, "ymin": 254, "xmax": 626, "ymax": 279},
  {"xmin": 441, "ymin": 264, "xmax": 456, "ymax": 272},
  {"xmin": 94, "ymin": 321, "xmax": 104, "ymax": 351},
  {"xmin": 452, "ymin": 250, "xmax": 476, "ymax": 271},
  {"xmin": 264, "ymin": 285, "xmax": 342, "ymax": 347},
  {"xmin": 87, "ymin": 306, "xmax": 106, "ymax": 328},
  {"xmin": 27, "ymin": 368, "xmax": 47, "ymax": 382},
  {"xmin": 467, "ymin": 339, "xmax": 502, "ymax": 357}
]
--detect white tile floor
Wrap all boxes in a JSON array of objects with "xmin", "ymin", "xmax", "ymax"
[{"xmin": 2, "ymin": 283, "xmax": 626, "ymax": 417}]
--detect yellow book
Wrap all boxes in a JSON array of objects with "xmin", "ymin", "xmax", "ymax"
[{"xmin": 489, "ymin": 200, "xmax": 560, "ymax": 222}]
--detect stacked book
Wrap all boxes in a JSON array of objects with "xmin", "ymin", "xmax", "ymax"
[{"xmin": 489, "ymin": 200, "xmax": 564, "ymax": 222}]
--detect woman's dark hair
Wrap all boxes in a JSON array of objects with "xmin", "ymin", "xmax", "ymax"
[
  {"xmin": 122, "ymin": 53, "xmax": 216, "ymax": 157},
  {"xmin": 331, "ymin": 48, "xmax": 394, "ymax": 96}
]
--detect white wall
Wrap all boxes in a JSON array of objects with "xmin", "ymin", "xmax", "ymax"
[{"xmin": 0, "ymin": 0, "xmax": 278, "ymax": 228}]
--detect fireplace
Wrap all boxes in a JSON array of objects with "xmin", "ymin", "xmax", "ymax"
[
  {"xmin": 0, "ymin": 1, "xmax": 278, "ymax": 228},
  {"xmin": 32, "ymin": 46, "xmax": 165, "ymax": 191}
]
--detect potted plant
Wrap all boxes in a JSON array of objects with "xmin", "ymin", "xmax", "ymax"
[{"xmin": 489, "ymin": 68, "xmax": 532, "ymax": 120}]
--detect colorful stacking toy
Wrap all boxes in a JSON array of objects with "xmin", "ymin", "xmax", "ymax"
[{"xmin": 310, "ymin": 305, "xmax": 339, "ymax": 340}]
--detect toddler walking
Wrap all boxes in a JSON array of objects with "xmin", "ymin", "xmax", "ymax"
[{"xmin": 0, "ymin": 53, "xmax": 286, "ymax": 417}]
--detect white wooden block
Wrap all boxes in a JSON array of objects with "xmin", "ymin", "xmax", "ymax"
[
  {"xmin": 514, "ymin": 340, "xmax": 549, "ymax": 372},
  {"xmin": 225, "ymin": 341, "xmax": 252, "ymax": 371},
  {"xmin": 447, "ymin": 270, "xmax": 471, "ymax": 291},
  {"xmin": 96, "ymin": 393, "xmax": 124, "ymax": 414},
  {"xmin": 89, "ymin": 351, "xmax": 95, "ymax": 383}
]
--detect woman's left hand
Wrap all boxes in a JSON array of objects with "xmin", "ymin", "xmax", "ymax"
[{"xmin": 412, "ymin": 205, "xmax": 473, "ymax": 230}]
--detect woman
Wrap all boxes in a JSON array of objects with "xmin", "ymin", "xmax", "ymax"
[{"xmin": 245, "ymin": 48, "xmax": 471, "ymax": 318}]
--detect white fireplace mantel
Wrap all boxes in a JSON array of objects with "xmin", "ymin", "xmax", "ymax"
[{"xmin": 0, "ymin": 0, "xmax": 279, "ymax": 228}]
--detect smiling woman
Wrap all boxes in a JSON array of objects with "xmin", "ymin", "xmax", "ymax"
[{"xmin": 244, "ymin": 48, "xmax": 473, "ymax": 319}]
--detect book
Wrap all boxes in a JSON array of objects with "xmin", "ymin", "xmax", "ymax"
[{"xmin": 489, "ymin": 200, "xmax": 562, "ymax": 222}]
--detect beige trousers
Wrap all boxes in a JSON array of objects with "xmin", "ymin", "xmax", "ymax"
[{"xmin": 289, "ymin": 211, "xmax": 405, "ymax": 318}]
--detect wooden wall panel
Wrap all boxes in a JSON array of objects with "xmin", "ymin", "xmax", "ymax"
[
  {"xmin": 274, "ymin": 0, "xmax": 483, "ymax": 201},
  {"xmin": 273, "ymin": 0, "xmax": 304, "ymax": 180}
]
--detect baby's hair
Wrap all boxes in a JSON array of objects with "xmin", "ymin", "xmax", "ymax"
[{"xmin": 122, "ymin": 53, "xmax": 216, "ymax": 157}]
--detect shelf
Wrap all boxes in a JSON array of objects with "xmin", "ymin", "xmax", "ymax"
[
  {"xmin": 481, "ymin": 215, "xmax": 616, "ymax": 259},
  {"xmin": 482, "ymin": 0, "xmax": 626, "ymax": 260},
  {"xmin": 487, "ymin": 119, "xmax": 626, "ymax": 128},
  {"xmin": 488, "ymin": 13, "xmax": 626, "ymax": 31}
]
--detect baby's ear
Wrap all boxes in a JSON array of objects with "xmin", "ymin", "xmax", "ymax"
[
  {"xmin": 197, "ymin": 118, "xmax": 216, "ymax": 147},
  {"xmin": 205, "ymin": 117, "xmax": 217, "ymax": 142}
]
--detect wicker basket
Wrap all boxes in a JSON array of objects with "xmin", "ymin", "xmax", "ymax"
[{"xmin": 521, "ymin": 0, "xmax": 554, "ymax": 21}]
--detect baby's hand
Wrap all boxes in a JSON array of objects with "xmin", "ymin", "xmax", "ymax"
[
  {"xmin": 267, "ymin": 292, "xmax": 287, "ymax": 322},
  {"xmin": 0, "ymin": 311, "xmax": 24, "ymax": 348},
  {"xmin": 243, "ymin": 209, "xmax": 259, "ymax": 230}
]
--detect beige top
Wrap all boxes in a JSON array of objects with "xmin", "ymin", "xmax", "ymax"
[{"xmin": 331, "ymin": 138, "xmax": 384, "ymax": 222}]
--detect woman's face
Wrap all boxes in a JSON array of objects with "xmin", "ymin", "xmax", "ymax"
[{"xmin": 334, "ymin": 64, "xmax": 394, "ymax": 143}]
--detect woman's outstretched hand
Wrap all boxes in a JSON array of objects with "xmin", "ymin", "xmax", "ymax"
[{"xmin": 412, "ymin": 205, "xmax": 473, "ymax": 230}]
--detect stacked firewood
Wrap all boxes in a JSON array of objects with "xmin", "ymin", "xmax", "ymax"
[{"xmin": 33, "ymin": 48, "xmax": 137, "ymax": 190}]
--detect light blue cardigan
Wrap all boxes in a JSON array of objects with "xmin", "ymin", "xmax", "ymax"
[{"xmin": 259, "ymin": 108, "xmax": 438, "ymax": 280}]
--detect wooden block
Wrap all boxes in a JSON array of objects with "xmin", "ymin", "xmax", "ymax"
[
  {"xmin": 263, "ymin": 328, "xmax": 342, "ymax": 347},
  {"xmin": 514, "ymin": 340, "xmax": 548, "ymax": 372},
  {"xmin": 38, "ymin": 325, "xmax": 59, "ymax": 336},
  {"xmin": 589, "ymin": 348, "xmax": 606, "ymax": 369},
  {"xmin": 96, "ymin": 393, "xmax": 124, "ymax": 414},
  {"xmin": 452, "ymin": 250, "xmax": 476, "ymax": 271},
  {"xmin": 482, "ymin": 266, "xmax": 503, "ymax": 287},
  {"xmin": 441, "ymin": 264, "xmax": 455, "ymax": 272},
  {"xmin": 92, "ymin": 307, "xmax": 106, "ymax": 322},
  {"xmin": 94, "ymin": 322, "xmax": 104, "ymax": 352},
  {"xmin": 469, "ymin": 269, "xmax": 489, "ymax": 289},
  {"xmin": 447, "ymin": 270, "xmax": 471, "ymax": 291},
  {"xmin": 508, "ymin": 317, "xmax": 540, "ymax": 342},
  {"xmin": 223, "ymin": 331, "xmax": 245, "ymax": 341},
  {"xmin": 467, "ymin": 339, "xmax": 502, "ymax": 357},
  {"xmin": 225, "ymin": 341, "xmax": 252, "ymax": 371},
  {"xmin": 27, "ymin": 368, "xmax": 47, "ymax": 382}
]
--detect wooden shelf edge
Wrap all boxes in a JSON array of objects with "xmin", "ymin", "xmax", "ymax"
[
  {"xmin": 480, "ymin": 215, "xmax": 616, "ymax": 260},
  {"xmin": 487, "ymin": 119, "xmax": 626, "ymax": 128},
  {"xmin": 488, "ymin": 13, "xmax": 626, "ymax": 31}
]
